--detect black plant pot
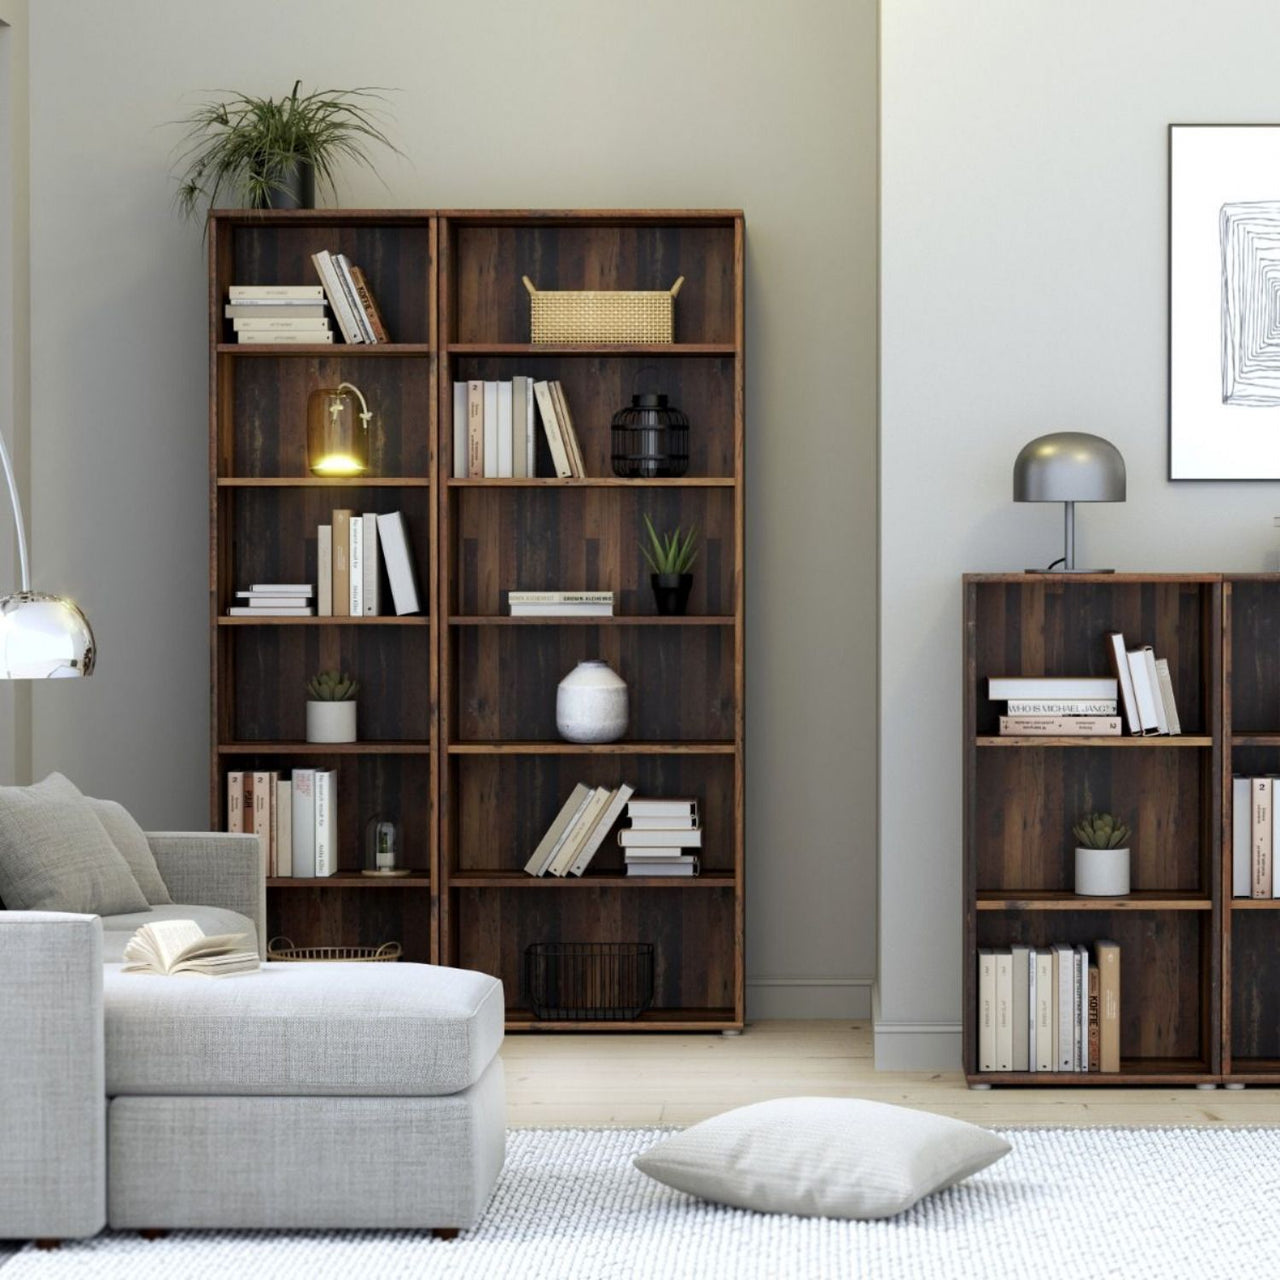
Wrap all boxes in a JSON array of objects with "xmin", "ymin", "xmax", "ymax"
[
  {"xmin": 251, "ymin": 159, "xmax": 315, "ymax": 210},
  {"xmin": 651, "ymin": 573, "xmax": 693, "ymax": 616}
]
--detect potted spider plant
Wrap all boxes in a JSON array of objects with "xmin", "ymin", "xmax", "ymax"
[
  {"xmin": 641, "ymin": 514, "xmax": 699, "ymax": 616},
  {"xmin": 172, "ymin": 80, "xmax": 399, "ymax": 221}
]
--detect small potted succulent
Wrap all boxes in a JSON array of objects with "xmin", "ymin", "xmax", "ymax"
[
  {"xmin": 305, "ymin": 670, "xmax": 359, "ymax": 744},
  {"xmin": 1072, "ymin": 810, "xmax": 1132, "ymax": 896},
  {"xmin": 641, "ymin": 514, "xmax": 699, "ymax": 616}
]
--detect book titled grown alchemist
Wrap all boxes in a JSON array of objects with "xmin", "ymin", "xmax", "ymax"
[{"xmin": 123, "ymin": 919, "xmax": 258, "ymax": 977}]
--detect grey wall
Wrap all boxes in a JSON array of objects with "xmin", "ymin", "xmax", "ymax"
[
  {"xmin": 23, "ymin": 0, "xmax": 879, "ymax": 1017},
  {"xmin": 879, "ymin": 1, "xmax": 1280, "ymax": 1066}
]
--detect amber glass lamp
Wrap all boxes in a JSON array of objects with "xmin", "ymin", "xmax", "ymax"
[{"xmin": 307, "ymin": 381, "xmax": 372, "ymax": 477}]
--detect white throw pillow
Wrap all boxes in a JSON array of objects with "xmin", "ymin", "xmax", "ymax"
[{"xmin": 633, "ymin": 1097, "xmax": 1010, "ymax": 1220}]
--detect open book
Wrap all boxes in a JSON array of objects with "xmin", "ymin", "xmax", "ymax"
[{"xmin": 122, "ymin": 919, "xmax": 259, "ymax": 977}]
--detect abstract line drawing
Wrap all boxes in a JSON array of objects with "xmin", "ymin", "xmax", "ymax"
[{"xmin": 1220, "ymin": 200, "xmax": 1280, "ymax": 406}]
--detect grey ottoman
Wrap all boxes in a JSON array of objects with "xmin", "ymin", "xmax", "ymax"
[{"xmin": 101, "ymin": 961, "xmax": 505, "ymax": 1231}]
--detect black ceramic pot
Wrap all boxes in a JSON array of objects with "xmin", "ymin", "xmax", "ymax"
[
  {"xmin": 252, "ymin": 158, "xmax": 316, "ymax": 210},
  {"xmin": 651, "ymin": 573, "xmax": 693, "ymax": 616}
]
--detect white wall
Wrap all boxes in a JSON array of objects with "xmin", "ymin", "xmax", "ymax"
[
  {"xmin": 25, "ymin": 0, "xmax": 878, "ymax": 1016},
  {"xmin": 879, "ymin": 1, "xmax": 1280, "ymax": 1066}
]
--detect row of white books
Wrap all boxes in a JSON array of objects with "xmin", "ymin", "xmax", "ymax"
[
  {"xmin": 977, "ymin": 941, "xmax": 1120, "ymax": 1073},
  {"xmin": 988, "ymin": 632, "xmax": 1182, "ymax": 737},
  {"xmin": 227, "ymin": 769, "xmax": 337, "ymax": 879},
  {"xmin": 451, "ymin": 378, "xmax": 587, "ymax": 478},
  {"xmin": 508, "ymin": 591, "xmax": 613, "ymax": 618},
  {"xmin": 223, "ymin": 285, "xmax": 334, "ymax": 344},
  {"xmin": 621, "ymin": 797, "xmax": 701, "ymax": 877},
  {"xmin": 1231, "ymin": 776, "xmax": 1280, "ymax": 898}
]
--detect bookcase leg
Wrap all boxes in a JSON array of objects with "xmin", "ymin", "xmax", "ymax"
[
  {"xmin": 721, "ymin": 1029, "xmax": 743, "ymax": 1037},
  {"xmin": 432, "ymin": 1228, "xmax": 460, "ymax": 1241},
  {"xmin": 1194, "ymin": 1083, "xmax": 1217, "ymax": 1090},
  {"xmin": 1225, "ymin": 1082, "xmax": 1247, "ymax": 1090},
  {"xmin": 968, "ymin": 1082, "xmax": 993, "ymax": 1090},
  {"xmin": 139, "ymin": 1229, "xmax": 169, "ymax": 1241},
  {"xmin": 34, "ymin": 1240, "xmax": 60, "ymax": 1251}
]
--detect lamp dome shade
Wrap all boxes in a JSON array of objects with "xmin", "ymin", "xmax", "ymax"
[
  {"xmin": 0, "ymin": 592, "xmax": 96, "ymax": 678},
  {"xmin": 1012, "ymin": 432, "xmax": 1126, "ymax": 503}
]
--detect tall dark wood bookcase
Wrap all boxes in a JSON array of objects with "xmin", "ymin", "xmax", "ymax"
[{"xmin": 209, "ymin": 209, "xmax": 745, "ymax": 1031}]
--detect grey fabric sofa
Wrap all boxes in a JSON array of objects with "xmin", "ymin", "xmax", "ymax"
[{"xmin": 0, "ymin": 832, "xmax": 505, "ymax": 1242}]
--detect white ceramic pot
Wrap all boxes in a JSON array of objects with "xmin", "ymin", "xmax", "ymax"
[
  {"xmin": 1074, "ymin": 846, "xmax": 1130, "ymax": 896},
  {"xmin": 556, "ymin": 660, "xmax": 628, "ymax": 743},
  {"xmin": 307, "ymin": 700, "xmax": 357, "ymax": 744}
]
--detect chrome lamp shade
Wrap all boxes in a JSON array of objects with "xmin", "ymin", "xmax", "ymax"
[
  {"xmin": 0, "ymin": 429, "xmax": 95, "ymax": 678},
  {"xmin": 1012, "ymin": 432, "xmax": 1126, "ymax": 573}
]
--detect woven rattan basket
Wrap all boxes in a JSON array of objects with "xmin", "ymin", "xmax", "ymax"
[
  {"xmin": 523, "ymin": 275, "xmax": 684, "ymax": 345},
  {"xmin": 266, "ymin": 937, "xmax": 402, "ymax": 962}
]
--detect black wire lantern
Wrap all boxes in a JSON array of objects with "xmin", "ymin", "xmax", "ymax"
[{"xmin": 610, "ymin": 393, "xmax": 690, "ymax": 478}]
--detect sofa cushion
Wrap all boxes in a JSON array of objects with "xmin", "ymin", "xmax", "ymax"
[
  {"xmin": 103, "ymin": 961, "xmax": 504, "ymax": 1098},
  {"xmin": 99, "ymin": 904, "xmax": 259, "ymax": 964},
  {"xmin": 86, "ymin": 797, "xmax": 172, "ymax": 905},
  {"xmin": 0, "ymin": 773, "xmax": 149, "ymax": 916}
]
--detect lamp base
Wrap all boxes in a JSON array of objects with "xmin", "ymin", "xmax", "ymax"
[{"xmin": 1023, "ymin": 567, "xmax": 1116, "ymax": 574}]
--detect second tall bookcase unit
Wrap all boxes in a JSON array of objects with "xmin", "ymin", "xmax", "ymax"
[{"xmin": 209, "ymin": 209, "xmax": 746, "ymax": 1031}]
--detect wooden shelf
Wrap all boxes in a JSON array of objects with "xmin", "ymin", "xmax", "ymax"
[
  {"xmin": 505, "ymin": 1007, "xmax": 739, "ymax": 1032},
  {"xmin": 977, "ymin": 735, "xmax": 1213, "ymax": 748},
  {"xmin": 219, "ymin": 616, "xmax": 427, "ymax": 626},
  {"xmin": 446, "ymin": 477, "xmax": 735, "ymax": 488},
  {"xmin": 977, "ymin": 891, "xmax": 1212, "ymax": 911},
  {"xmin": 965, "ymin": 1059, "xmax": 1213, "ymax": 1086},
  {"xmin": 448, "ymin": 615, "xmax": 734, "ymax": 627},
  {"xmin": 447, "ymin": 342, "xmax": 736, "ymax": 356},
  {"xmin": 1230, "ymin": 898, "xmax": 1280, "ymax": 909},
  {"xmin": 218, "ymin": 741, "xmax": 431, "ymax": 755},
  {"xmin": 447, "ymin": 741, "xmax": 736, "ymax": 755},
  {"xmin": 217, "ymin": 477, "xmax": 429, "ymax": 488},
  {"xmin": 1232, "ymin": 733, "xmax": 1280, "ymax": 746},
  {"xmin": 447, "ymin": 871, "xmax": 733, "ymax": 888},
  {"xmin": 268, "ymin": 872, "xmax": 431, "ymax": 888},
  {"xmin": 217, "ymin": 342, "xmax": 431, "ymax": 357}
]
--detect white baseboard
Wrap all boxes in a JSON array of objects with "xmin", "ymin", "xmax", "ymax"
[
  {"xmin": 745, "ymin": 976, "xmax": 873, "ymax": 1020},
  {"xmin": 872, "ymin": 1019, "xmax": 963, "ymax": 1071}
]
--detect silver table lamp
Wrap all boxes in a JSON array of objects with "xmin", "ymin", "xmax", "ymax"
[
  {"xmin": 1012, "ymin": 432, "xmax": 1126, "ymax": 573},
  {"xmin": 0, "ymin": 429, "xmax": 95, "ymax": 677}
]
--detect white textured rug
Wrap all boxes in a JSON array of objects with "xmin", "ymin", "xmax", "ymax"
[{"xmin": 6, "ymin": 1126, "xmax": 1280, "ymax": 1279}]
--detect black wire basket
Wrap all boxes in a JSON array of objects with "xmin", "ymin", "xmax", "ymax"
[
  {"xmin": 524, "ymin": 942, "xmax": 655, "ymax": 1020},
  {"xmin": 610, "ymin": 394, "xmax": 690, "ymax": 478}
]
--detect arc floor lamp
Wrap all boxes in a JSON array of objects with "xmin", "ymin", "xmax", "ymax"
[{"xmin": 0, "ymin": 429, "xmax": 94, "ymax": 678}]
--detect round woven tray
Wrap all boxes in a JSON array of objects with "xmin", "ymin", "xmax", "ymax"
[{"xmin": 266, "ymin": 937, "xmax": 402, "ymax": 963}]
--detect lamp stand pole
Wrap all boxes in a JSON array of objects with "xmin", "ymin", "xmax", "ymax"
[
  {"xmin": 0, "ymin": 429, "xmax": 31, "ymax": 593},
  {"xmin": 1063, "ymin": 500, "xmax": 1075, "ymax": 573}
]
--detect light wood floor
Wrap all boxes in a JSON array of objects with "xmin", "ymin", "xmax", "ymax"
[{"xmin": 504, "ymin": 1020, "xmax": 1280, "ymax": 1127}]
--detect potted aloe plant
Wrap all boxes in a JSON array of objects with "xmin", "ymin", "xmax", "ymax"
[
  {"xmin": 306, "ymin": 670, "xmax": 359, "ymax": 744},
  {"xmin": 1072, "ymin": 809, "xmax": 1132, "ymax": 896},
  {"xmin": 172, "ymin": 80, "xmax": 399, "ymax": 221},
  {"xmin": 641, "ymin": 514, "xmax": 699, "ymax": 616}
]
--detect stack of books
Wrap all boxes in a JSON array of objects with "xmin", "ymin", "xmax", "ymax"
[
  {"xmin": 508, "ymin": 591, "xmax": 613, "ymax": 618},
  {"xmin": 1232, "ymin": 776, "xmax": 1280, "ymax": 898},
  {"xmin": 315, "ymin": 510, "xmax": 420, "ymax": 617},
  {"xmin": 990, "ymin": 631, "xmax": 1182, "ymax": 737},
  {"xmin": 523, "ymin": 782, "xmax": 635, "ymax": 877},
  {"xmin": 977, "ymin": 940, "xmax": 1120, "ymax": 1073},
  {"xmin": 619, "ymin": 797, "xmax": 701, "ymax": 877},
  {"xmin": 451, "ymin": 378, "xmax": 586, "ymax": 478},
  {"xmin": 228, "ymin": 583, "xmax": 314, "ymax": 616},
  {"xmin": 227, "ymin": 768, "xmax": 337, "ymax": 878},
  {"xmin": 224, "ymin": 285, "xmax": 332, "ymax": 344},
  {"xmin": 310, "ymin": 250, "xmax": 390, "ymax": 344}
]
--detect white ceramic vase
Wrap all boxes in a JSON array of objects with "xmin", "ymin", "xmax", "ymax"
[
  {"xmin": 556, "ymin": 660, "xmax": 628, "ymax": 743},
  {"xmin": 307, "ymin": 700, "xmax": 357, "ymax": 744},
  {"xmin": 1074, "ymin": 846, "xmax": 1130, "ymax": 896}
]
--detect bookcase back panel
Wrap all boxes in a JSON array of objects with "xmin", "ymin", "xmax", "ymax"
[
  {"xmin": 976, "ymin": 910, "xmax": 1208, "ymax": 1063},
  {"xmin": 445, "ymin": 356, "xmax": 736, "ymax": 479},
  {"xmin": 229, "ymin": 222, "xmax": 431, "ymax": 345},
  {"xmin": 269, "ymin": 885, "xmax": 431, "ymax": 964},
  {"xmin": 450, "ymin": 627, "xmax": 735, "ymax": 742},
  {"xmin": 221, "ymin": 753, "xmax": 431, "ymax": 876},
  {"xmin": 450, "ymin": 487, "xmax": 734, "ymax": 616},
  {"xmin": 971, "ymin": 581, "xmax": 1209, "ymax": 736},
  {"xmin": 1229, "ymin": 579, "xmax": 1280, "ymax": 733},
  {"xmin": 1229, "ymin": 912, "xmax": 1280, "ymax": 1059},
  {"xmin": 447, "ymin": 754, "xmax": 733, "ymax": 875},
  {"xmin": 228, "ymin": 629, "xmax": 429, "ymax": 742},
  {"xmin": 223, "ymin": 357, "xmax": 430, "ymax": 478},
  {"xmin": 974, "ymin": 748, "xmax": 1209, "ymax": 893},
  {"xmin": 221, "ymin": 487, "xmax": 429, "ymax": 613},
  {"xmin": 447, "ymin": 223, "xmax": 736, "ymax": 345},
  {"xmin": 452, "ymin": 885, "xmax": 735, "ymax": 1012}
]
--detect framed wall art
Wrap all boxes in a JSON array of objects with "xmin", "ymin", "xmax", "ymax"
[{"xmin": 1169, "ymin": 123, "xmax": 1280, "ymax": 479}]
